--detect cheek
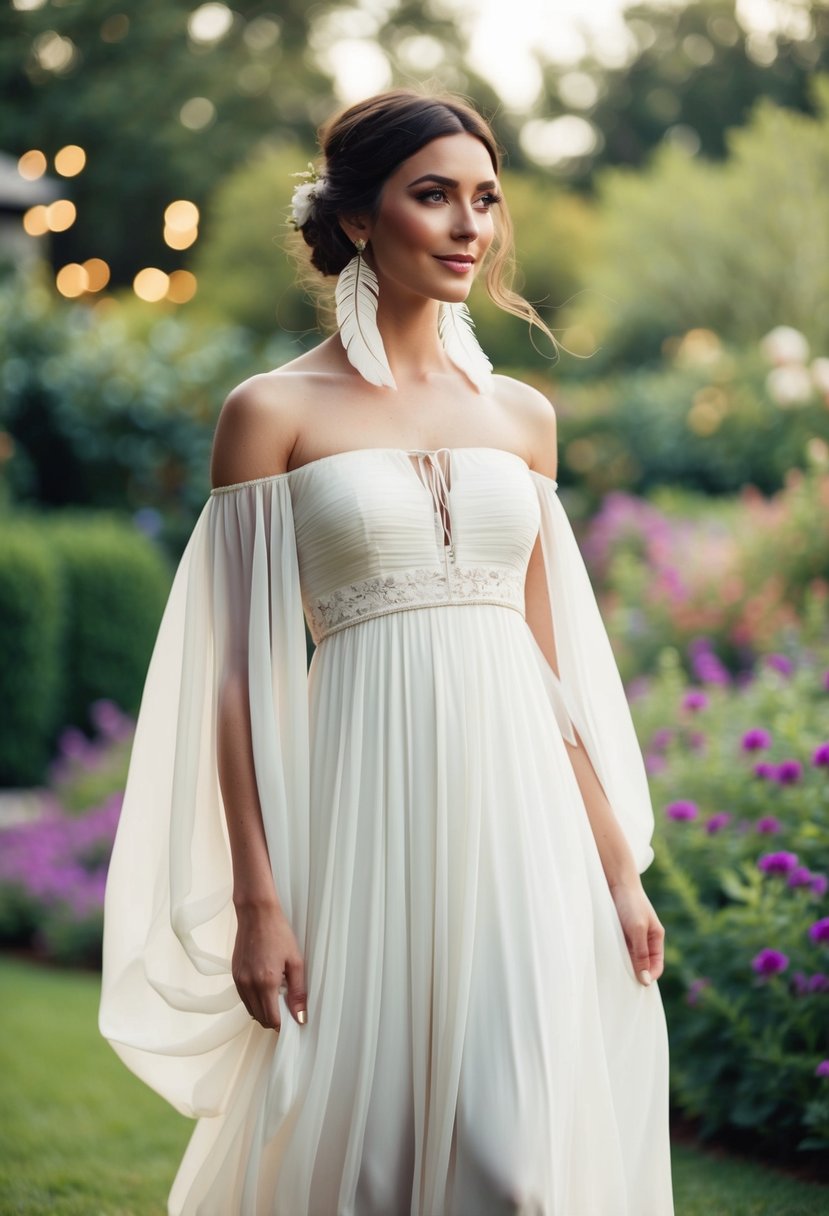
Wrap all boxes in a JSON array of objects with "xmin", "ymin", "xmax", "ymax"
[{"xmin": 380, "ymin": 204, "xmax": 440, "ymax": 253}]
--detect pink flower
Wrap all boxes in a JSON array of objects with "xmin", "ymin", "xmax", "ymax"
[
  {"xmin": 809, "ymin": 917, "xmax": 829, "ymax": 944},
  {"xmin": 756, "ymin": 816, "xmax": 782, "ymax": 834},
  {"xmin": 742, "ymin": 728, "xmax": 772, "ymax": 752},
  {"xmin": 665, "ymin": 800, "xmax": 698, "ymax": 822},
  {"xmin": 706, "ymin": 812, "xmax": 731, "ymax": 834},
  {"xmin": 816, "ymin": 1060, "xmax": 829, "ymax": 1078},
  {"xmin": 752, "ymin": 948, "xmax": 789, "ymax": 976},
  {"xmin": 757, "ymin": 851, "xmax": 799, "ymax": 875}
]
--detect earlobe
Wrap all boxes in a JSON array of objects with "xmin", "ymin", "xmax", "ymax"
[{"xmin": 337, "ymin": 214, "xmax": 371, "ymax": 247}]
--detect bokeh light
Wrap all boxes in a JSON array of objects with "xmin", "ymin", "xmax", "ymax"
[
  {"xmin": 46, "ymin": 200, "xmax": 77, "ymax": 232},
  {"xmin": 54, "ymin": 145, "xmax": 86, "ymax": 177},
  {"xmin": 22, "ymin": 205, "xmax": 49, "ymax": 237},
  {"xmin": 167, "ymin": 270, "xmax": 198, "ymax": 304},
  {"xmin": 100, "ymin": 13, "xmax": 129, "ymax": 43},
  {"xmin": 133, "ymin": 267, "xmax": 170, "ymax": 302},
  {"xmin": 164, "ymin": 226, "xmax": 198, "ymax": 250},
  {"xmin": 83, "ymin": 258, "xmax": 111, "ymax": 292},
  {"xmin": 164, "ymin": 200, "xmax": 200, "ymax": 232},
  {"xmin": 188, "ymin": 3, "xmax": 233, "ymax": 45},
  {"xmin": 56, "ymin": 263, "xmax": 89, "ymax": 298},
  {"xmin": 18, "ymin": 149, "xmax": 47, "ymax": 180},
  {"xmin": 179, "ymin": 97, "xmax": 216, "ymax": 130}
]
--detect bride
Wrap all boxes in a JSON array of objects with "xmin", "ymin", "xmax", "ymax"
[{"xmin": 101, "ymin": 87, "xmax": 674, "ymax": 1214}]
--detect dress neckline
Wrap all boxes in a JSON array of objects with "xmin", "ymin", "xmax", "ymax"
[{"xmin": 210, "ymin": 446, "xmax": 558, "ymax": 495}]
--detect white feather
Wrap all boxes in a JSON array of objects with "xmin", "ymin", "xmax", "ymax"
[
  {"xmin": 335, "ymin": 254, "xmax": 397, "ymax": 389},
  {"xmin": 438, "ymin": 301, "xmax": 494, "ymax": 393}
]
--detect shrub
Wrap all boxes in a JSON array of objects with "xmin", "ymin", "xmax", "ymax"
[{"xmin": 638, "ymin": 647, "xmax": 829, "ymax": 1158}]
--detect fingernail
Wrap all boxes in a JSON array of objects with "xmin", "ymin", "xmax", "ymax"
[
  {"xmin": 639, "ymin": 969, "xmax": 652, "ymax": 986},
  {"xmin": 298, "ymin": 1009, "xmax": 307, "ymax": 1025}
]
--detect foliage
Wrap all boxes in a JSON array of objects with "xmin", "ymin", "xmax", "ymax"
[
  {"xmin": 0, "ymin": 274, "xmax": 290, "ymax": 546},
  {"xmin": 637, "ymin": 647, "xmax": 829, "ymax": 1159},
  {"xmin": 564, "ymin": 74, "xmax": 829, "ymax": 367},
  {"xmin": 0, "ymin": 520, "xmax": 63, "ymax": 785}
]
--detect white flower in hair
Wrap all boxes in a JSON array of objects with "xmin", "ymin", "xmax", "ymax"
[{"xmin": 289, "ymin": 162, "xmax": 327, "ymax": 229}]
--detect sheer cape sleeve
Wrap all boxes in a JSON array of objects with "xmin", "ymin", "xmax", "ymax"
[
  {"xmin": 527, "ymin": 471, "xmax": 655, "ymax": 874},
  {"xmin": 98, "ymin": 476, "xmax": 310, "ymax": 1118}
]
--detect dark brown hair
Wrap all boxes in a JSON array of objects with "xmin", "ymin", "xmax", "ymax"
[{"xmin": 285, "ymin": 86, "xmax": 559, "ymax": 353}]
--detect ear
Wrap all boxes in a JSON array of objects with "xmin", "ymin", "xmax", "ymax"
[{"xmin": 337, "ymin": 213, "xmax": 372, "ymax": 247}]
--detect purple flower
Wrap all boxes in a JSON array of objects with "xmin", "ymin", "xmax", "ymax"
[
  {"xmin": 787, "ymin": 865, "xmax": 814, "ymax": 888},
  {"xmin": 791, "ymin": 970, "xmax": 810, "ymax": 996},
  {"xmin": 766, "ymin": 653, "xmax": 794, "ymax": 677},
  {"xmin": 813, "ymin": 742, "xmax": 829, "ymax": 768},
  {"xmin": 811, "ymin": 874, "xmax": 828, "ymax": 897},
  {"xmin": 650, "ymin": 727, "xmax": 674, "ymax": 753},
  {"xmin": 688, "ymin": 730, "xmax": 707, "ymax": 752},
  {"xmin": 757, "ymin": 851, "xmax": 799, "ymax": 875},
  {"xmin": 756, "ymin": 815, "xmax": 782, "ymax": 834},
  {"xmin": 753, "ymin": 762, "xmax": 777, "ymax": 779},
  {"xmin": 775, "ymin": 759, "xmax": 802, "ymax": 785},
  {"xmin": 816, "ymin": 1060, "xmax": 829, "ymax": 1078},
  {"xmin": 706, "ymin": 812, "xmax": 731, "ymax": 834},
  {"xmin": 686, "ymin": 977, "xmax": 711, "ymax": 1006},
  {"xmin": 752, "ymin": 948, "xmax": 789, "ymax": 976},
  {"xmin": 808, "ymin": 973, "xmax": 829, "ymax": 994},
  {"xmin": 823, "ymin": 669, "xmax": 829, "ymax": 693},
  {"xmin": 645, "ymin": 755, "xmax": 667, "ymax": 775},
  {"xmin": 809, "ymin": 917, "xmax": 829, "ymax": 944},
  {"xmin": 666, "ymin": 800, "xmax": 698, "ymax": 822},
  {"xmin": 683, "ymin": 690, "xmax": 709, "ymax": 712},
  {"xmin": 742, "ymin": 727, "xmax": 773, "ymax": 752}
]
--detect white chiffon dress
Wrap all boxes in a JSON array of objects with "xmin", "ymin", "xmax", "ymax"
[{"xmin": 99, "ymin": 445, "xmax": 674, "ymax": 1215}]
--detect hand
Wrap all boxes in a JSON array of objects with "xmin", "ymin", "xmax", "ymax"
[
  {"xmin": 231, "ymin": 901, "xmax": 308, "ymax": 1032},
  {"xmin": 608, "ymin": 878, "xmax": 665, "ymax": 986}
]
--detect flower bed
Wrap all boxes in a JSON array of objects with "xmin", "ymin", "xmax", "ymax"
[{"xmin": 642, "ymin": 649, "xmax": 829, "ymax": 1159}]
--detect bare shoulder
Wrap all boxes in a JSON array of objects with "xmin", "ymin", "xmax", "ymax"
[
  {"xmin": 210, "ymin": 366, "xmax": 318, "ymax": 489},
  {"xmin": 492, "ymin": 373, "xmax": 557, "ymax": 480}
]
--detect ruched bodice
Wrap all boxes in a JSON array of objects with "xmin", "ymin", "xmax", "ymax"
[{"xmin": 217, "ymin": 446, "xmax": 546, "ymax": 644}]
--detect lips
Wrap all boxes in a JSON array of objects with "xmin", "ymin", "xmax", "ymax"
[{"xmin": 435, "ymin": 255, "xmax": 475, "ymax": 263}]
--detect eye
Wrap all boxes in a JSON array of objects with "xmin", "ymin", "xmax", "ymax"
[{"xmin": 414, "ymin": 187, "xmax": 503, "ymax": 209}]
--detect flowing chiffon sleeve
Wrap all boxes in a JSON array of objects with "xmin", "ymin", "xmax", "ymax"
[
  {"xmin": 98, "ymin": 475, "xmax": 311, "ymax": 1117},
  {"xmin": 527, "ymin": 471, "xmax": 655, "ymax": 874}
]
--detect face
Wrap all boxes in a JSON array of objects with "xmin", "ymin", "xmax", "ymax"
[{"xmin": 343, "ymin": 132, "xmax": 501, "ymax": 304}]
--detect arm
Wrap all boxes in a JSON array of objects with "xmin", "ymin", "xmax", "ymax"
[
  {"xmin": 211, "ymin": 376, "xmax": 308, "ymax": 1030},
  {"xmin": 522, "ymin": 388, "xmax": 665, "ymax": 985}
]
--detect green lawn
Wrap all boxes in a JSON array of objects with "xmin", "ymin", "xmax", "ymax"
[{"xmin": 1, "ymin": 955, "xmax": 827, "ymax": 1215}]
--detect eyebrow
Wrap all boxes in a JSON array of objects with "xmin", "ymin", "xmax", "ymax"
[{"xmin": 407, "ymin": 174, "xmax": 498, "ymax": 191}]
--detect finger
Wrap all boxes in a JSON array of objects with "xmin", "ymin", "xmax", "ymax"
[
  {"xmin": 648, "ymin": 924, "xmax": 665, "ymax": 980},
  {"xmin": 285, "ymin": 956, "xmax": 308, "ymax": 1025},
  {"xmin": 629, "ymin": 929, "xmax": 653, "ymax": 986}
]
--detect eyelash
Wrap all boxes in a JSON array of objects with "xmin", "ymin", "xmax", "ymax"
[{"xmin": 415, "ymin": 187, "xmax": 502, "ymax": 209}]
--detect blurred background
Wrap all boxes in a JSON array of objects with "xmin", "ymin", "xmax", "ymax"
[{"xmin": 2, "ymin": 2, "xmax": 829, "ymax": 1212}]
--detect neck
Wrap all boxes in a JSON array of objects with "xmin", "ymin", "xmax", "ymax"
[{"xmin": 371, "ymin": 274, "xmax": 453, "ymax": 383}]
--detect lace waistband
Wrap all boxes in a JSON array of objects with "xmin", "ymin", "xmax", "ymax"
[{"xmin": 305, "ymin": 563, "xmax": 526, "ymax": 644}]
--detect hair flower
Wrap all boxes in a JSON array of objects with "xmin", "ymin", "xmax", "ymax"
[{"xmin": 289, "ymin": 161, "xmax": 327, "ymax": 229}]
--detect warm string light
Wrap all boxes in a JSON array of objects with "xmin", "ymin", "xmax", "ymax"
[
  {"xmin": 133, "ymin": 267, "xmax": 198, "ymax": 304},
  {"xmin": 163, "ymin": 199, "xmax": 199, "ymax": 250}
]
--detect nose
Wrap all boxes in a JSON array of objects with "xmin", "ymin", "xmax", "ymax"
[{"xmin": 451, "ymin": 201, "xmax": 479, "ymax": 242}]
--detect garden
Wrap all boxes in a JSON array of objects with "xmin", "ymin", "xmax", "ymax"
[{"xmin": 3, "ymin": 1, "xmax": 829, "ymax": 1211}]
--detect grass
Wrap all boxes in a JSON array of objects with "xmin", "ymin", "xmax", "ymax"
[{"xmin": 1, "ymin": 955, "xmax": 828, "ymax": 1215}]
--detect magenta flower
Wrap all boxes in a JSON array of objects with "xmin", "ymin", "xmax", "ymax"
[
  {"xmin": 791, "ymin": 970, "xmax": 809, "ymax": 996},
  {"xmin": 787, "ymin": 865, "xmax": 814, "ymax": 888},
  {"xmin": 753, "ymin": 762, "xmax": 777, "ymax": 779},
  {"xmin": 766, "ymin": 653, "xmax": 794, "ymax": 677},
  {"xmin": 775, "ymin": 759, "xmax": 802, "ymax": 785},
  {"xmin": 816, "ymin": 1060, "xmax": 829, "ymax": 1078},
  {"xmin": 742, "ymin": 727, "xmax": 772, "ymax": 752},
  {"xmin": 666, "ymin": 800, "xmax": 698, "ymax": 822},
  {"xmin": 752, "ymin": 948, "xmax": 789, "ymax": 976},
  {"xmin": 813, "ymin": 742, "xmax": 829, "ymax": 767},
  {"xmin": 650, "ymin": 727, "xmax": 674, "ymax": 753},
  {"xmin": 811, "ymin": 874, "xmax": 828, "ymax": 897},
  {"xmin": 682, "ymin": 690, "xmax": 709, "ymax": 712},
  {"xmin": 823, "ymin": 670, "xmax": 829, "ymax": 693},
  {"xmin": 756, "ymin": 815, "xmax": 782, "ymax": 834},
  {"xmin": 809, "ymin": 917, "xmax": 829, "ymax": 944},
  {"xmin": 706, "ymin": 812, "xmax": 731, "ymax": 834},
  {"xmin": 808, "ymin": 974, "xmax": 829, "ymax": 993},
  {"xmin": 757, "ymin": 851, "xmax": 799, "ymax": 875},
  {"xmin": 645, "ymin": 755, "xmax": 667, "ymax": 775}
]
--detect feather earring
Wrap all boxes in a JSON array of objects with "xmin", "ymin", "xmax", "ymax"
[
  {"xmin": 335, "ymin": 239, "xmax": 397, "ymax": 390},
  {"xmin": 438, "ymin": 300, "xmax": 494, "ymax": 394}
]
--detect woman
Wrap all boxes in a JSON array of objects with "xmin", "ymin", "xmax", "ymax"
[{"xmin": 100, "ymin": 88, "xmax": 674, "ymax": 1215}]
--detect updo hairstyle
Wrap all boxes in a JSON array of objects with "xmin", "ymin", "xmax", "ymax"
[{"xmin": 286, "ymin": 86, "xmax": 559, "ymax": 353}]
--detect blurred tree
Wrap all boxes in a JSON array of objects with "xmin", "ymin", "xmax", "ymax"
[
  {"xmin": 562, "ymin": 73, "xmax": 829, "ymax": 369},
  {"xmin": 529, "ymin": 0, "xmax": 829, "ymax": 186}
]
